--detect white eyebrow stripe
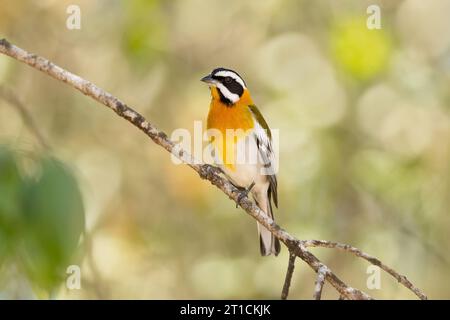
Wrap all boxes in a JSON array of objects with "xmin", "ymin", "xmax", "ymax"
[
  {"xmin": 214, "ymin": 70, "xmax": 246, "ymax": 89},
  {"xmin": 216, "ymin": 82, "xmax": 240, "ymax": 103}
]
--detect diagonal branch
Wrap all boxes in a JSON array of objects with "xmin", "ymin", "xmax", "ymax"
[{"xmin": 0, "ymin": 38, "xmax": 427, "ymax": 300}]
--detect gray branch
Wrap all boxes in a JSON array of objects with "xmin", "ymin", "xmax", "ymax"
[
  {"xmin": 0, "ymin": 38, "xmax": 428, "ymax": 300},
  {"xmin": 281, "ymin": 252, "xmax": 296, "ymax": 300},
  {"xmin": 302, "ymin": 239, "xmax": 428, "ymax": 300},
  {"xmin": 313, "ymin": 264, "xmax": 328, "ymax": 300}
]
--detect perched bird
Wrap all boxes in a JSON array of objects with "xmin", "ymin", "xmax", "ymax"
[{"xmin": 201, "ymin": 67, "xmax": 280, "ymax": 256}]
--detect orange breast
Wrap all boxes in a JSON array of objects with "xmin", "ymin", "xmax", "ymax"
[{"xmin": 206, "ymin": 87, "xmax": 254, "ymax": 170}]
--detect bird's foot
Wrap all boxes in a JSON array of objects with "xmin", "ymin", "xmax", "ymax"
[{"xmin": 236, "ymin": 181, "xmax": 255, "ymax": 208}]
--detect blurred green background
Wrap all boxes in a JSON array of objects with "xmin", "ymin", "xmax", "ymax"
[{"xmin": 1, "ymin": 0, "xmax": 449, "ymax": 299}]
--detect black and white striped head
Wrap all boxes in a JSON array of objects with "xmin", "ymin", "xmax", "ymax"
[{"xmin": 201, "ymin": 68, "xmax": 247, "ymax": 105}]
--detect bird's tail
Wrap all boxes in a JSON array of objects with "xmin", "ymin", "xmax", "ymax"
[{"xmin": 255, "ymin": 192, "xmax": 280, "ymax": 256}]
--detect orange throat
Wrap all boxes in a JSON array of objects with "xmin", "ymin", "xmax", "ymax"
[{"xmin": 207, "ymin": 87, "xmax": 254, "ymax": 131}]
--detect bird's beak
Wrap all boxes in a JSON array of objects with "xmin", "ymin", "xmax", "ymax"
[{"xmin": 200, "ymin": 74, "xmax": 215, "ymax": 85}]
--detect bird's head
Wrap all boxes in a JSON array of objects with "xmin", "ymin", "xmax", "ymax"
[{"xmin": 201, "ymin": 68, "xmax": 251, "ymax": 106}]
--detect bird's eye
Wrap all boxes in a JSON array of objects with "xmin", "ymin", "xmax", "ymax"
[{"xmin": 224, "ymin": 77, "xmax": 232, "ymax": 84}]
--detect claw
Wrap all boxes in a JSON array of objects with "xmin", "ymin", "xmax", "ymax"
[{"xmin": 236, "ymin": 181, "xmax": 256, "ymax": 208}]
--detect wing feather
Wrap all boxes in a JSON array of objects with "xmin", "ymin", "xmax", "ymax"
[{"xmin": 249, "ymin": 105, "xmax": 278, "ymax": 208}]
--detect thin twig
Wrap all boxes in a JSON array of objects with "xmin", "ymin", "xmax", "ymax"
[
  {"xmin": 0, "ymin": 38, "xmax": 427, "ymax": 300},
  {"xmin": 281, "ymin": 252, "xmax": 296, "ymax": 300},
  {"xmin": 302, "ymin": 239, "xmax": 428, "ymax": 300},
  {"xmin": 0, "ymin": 86, "xmax": 50, "ymax": 150},
  {"xmin": 313, "ymin": 265, "xmax": 328, "ymax": 300}
]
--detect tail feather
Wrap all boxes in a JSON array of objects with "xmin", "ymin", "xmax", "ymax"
[
  {"xmin": 255, "ymin": 192, "xmax": 280, "ymax": 256},
  {"xmin": 258, "ymin": 226, "xmax": 280, "ymax": 256}
]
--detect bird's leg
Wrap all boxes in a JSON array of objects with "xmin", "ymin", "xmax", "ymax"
[
  {"xmin": 201, "ymin": 165, "xmax": 254, "ymax": 208},
  {"xmin": 236, "ymin": 181, "xmax": 256, "ymax": 208}
]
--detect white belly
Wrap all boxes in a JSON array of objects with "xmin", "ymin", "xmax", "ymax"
[{"xmin": 213, "ymin": 133, "xmax": 269, "ymax": 190}]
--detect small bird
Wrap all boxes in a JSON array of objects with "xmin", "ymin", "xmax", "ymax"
[{"xmin": 201, "ymin": 67, "xmax": 280, "ymax": 256}]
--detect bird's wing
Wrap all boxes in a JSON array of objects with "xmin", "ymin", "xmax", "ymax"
[{"xmin": 248, "ymin": 104, "xmax": 278, "ymax": 208}]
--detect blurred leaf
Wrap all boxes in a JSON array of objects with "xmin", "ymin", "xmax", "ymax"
[{"xmin": 20, "ymin": 157, "xmax": 85, "ymax": 290}]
